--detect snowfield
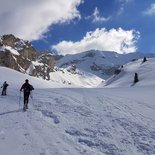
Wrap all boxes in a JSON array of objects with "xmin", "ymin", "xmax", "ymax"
[
  {"xmin": 0, "ymin": 64, "xmax": 155, "ymax": 155},
  {"xmin": 104, "ymin": 58, "xmax": 155, "ymax": 87},
  {"xmin": 49, "ymin": 68, "xmax": 103, "ymax": 88}
]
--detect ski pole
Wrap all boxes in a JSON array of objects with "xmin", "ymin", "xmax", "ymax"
[
  {"xmin": 0, "ymin": 87, "xmax": 2, "ymax": 96},
  {"xmin": 30, "ymin": 91, "xmax": 34, "ymax": 107},
  {"xmin": 19, "ymin": 91, "xmax": 21, "ymax": 110}
]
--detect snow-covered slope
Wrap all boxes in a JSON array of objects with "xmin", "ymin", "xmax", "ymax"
[
  {"xmin": 0, "ymin": 66, "xmax": 62, "ymax": 89},
  {"xmin": 50, "ymin": 68, "xmax": 103, "ymax": 87},
  {"xmin": 0, "ymin": 66, "xmax": 155, "ymax": 155},
  {"xmin": 0, "ymin": 66, "xmax": 103, "ymax": 88},
  {"xmin": 56, "ymin": 50, "xmax": 155, "ymax": 79},
  {"xmin": 103, "ymin": 58, "xmax": 155, "ymax": 87}
]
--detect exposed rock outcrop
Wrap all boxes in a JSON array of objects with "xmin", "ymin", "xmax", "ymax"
[{"xmin": 0, "ymin": 34, "xmax": 56, "ymax": 80}]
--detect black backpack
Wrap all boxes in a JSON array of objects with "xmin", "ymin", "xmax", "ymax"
[
  {"xmin": 3, "ymin": 83, "xmax": 8, "ymax": 89},
  {"xmin": 24, "ymin": 84, "xmax": 33, "ymax": 92}
]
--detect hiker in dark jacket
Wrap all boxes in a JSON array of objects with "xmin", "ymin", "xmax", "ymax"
[
  {"xmin": 1, "ymin": 81, "xmax": 9, "ymax": 96},
  {"xmin": 134, "ymin": 72, "xmax": 139, "ymax": 83},
  {"xmin": 20, "ymin": 79, "xmax": 34, "ymax": 110}
]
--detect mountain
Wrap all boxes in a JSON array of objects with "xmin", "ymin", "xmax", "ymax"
[
  {"xmin": 56, "ymin": 50, "xmax": 155, "ymax": 80},
  {"xmin": 1, "ymin": 34, "xmax": 155, "ymax": 88},
  {"xmin": 102, "ymin": 58, "xmax": 155, "ymax": 88},
  {"xmin": 0, "ymin": 34, "xmax": 36, "ymax": 70},
  {"xmin": 0, "ymin": 34, "xmax": 103, "ymax": 87},
  {"xmin": 0, "ymin": 34, "xmax": 57, "ymax": 80}
]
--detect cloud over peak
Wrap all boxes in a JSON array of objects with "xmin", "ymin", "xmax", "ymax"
[
  {"xmin": 52, "ymin": 28, "xmax": 140, "ymax": 55},
  {"xmin": 0, "ymin": 0, "xmax": 82, "ymax": 40}
]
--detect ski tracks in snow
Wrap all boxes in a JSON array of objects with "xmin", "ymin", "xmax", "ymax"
[
  {"xmin": 97, "ymin": 95, "xmax": 155, "ymax": 155},
  {"xmin": 33, "ymin": 89, "xmax": 155, "ymax": 155},
  {"xmin": 0, "ymin": 88, "xmax": 155, "ymax": 155}
]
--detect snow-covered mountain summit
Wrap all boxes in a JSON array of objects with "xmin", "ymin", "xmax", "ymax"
[{"xmin": 56, "ymin": 50, "xmax": 155, "ymax": 80}]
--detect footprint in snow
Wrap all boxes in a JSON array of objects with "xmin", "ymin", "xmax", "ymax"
[{"xmin": 41, "ymin": 110, "xmax": 60, "ymax": 124}]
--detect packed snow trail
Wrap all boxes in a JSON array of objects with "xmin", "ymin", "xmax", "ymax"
[{"xmin": 0, "ymin": 87, "xmax": 155, "ymax": 155}]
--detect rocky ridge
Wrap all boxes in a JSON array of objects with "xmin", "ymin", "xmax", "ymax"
[{"xmin": 0, "ymin": 34, "xmax": 57, "ymax": 80}]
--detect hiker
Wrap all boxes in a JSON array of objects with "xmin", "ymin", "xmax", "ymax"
[
  {"xmin": 134, "ymin": 72, "xmax": 139, "ymax": 83},
  {"xmin": 1, "ymin": 81, "xmax": 9, "ymax": 95},
  {"xmin": 142, "ymin": 57, "xmax": 147, "ymax": 63},
  {"xmin": 20, "ymin": 79, "xmax": 34, "ymax": 111}
]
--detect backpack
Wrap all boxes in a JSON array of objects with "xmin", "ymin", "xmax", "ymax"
[
  {"xmin": 3, "ymin": 83, "xmax": 8, "ymax": 89},
  {"xmin": 24, "ymin": 84, "xmax": 33, "ymax": 92}
]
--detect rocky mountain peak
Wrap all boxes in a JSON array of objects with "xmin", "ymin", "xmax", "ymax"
[
  {"xmin": 1, "ymin": 34, "xmax": 18, "ymax": 48},
  {"xmin": 0, "ymin": 34, "xmax": 56, "ymax": 80}
]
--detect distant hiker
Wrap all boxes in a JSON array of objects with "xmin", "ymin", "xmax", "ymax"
[
  {"xmin": 134, "ymin": 72, "xmax": 139, "ymax": 83},
  {"xmin": 1, "ymin": 81, "xmax": 9, "ymax": 95},
  {"xmin": 20, "ymin": 79, "xmax": 34, "ymax": 111},
  {"xmin": 142, "ymin": 57, "xmax": 147, "ymax": 63}
]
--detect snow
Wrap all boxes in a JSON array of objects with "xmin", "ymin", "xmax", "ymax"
[
  {"xmin": 26, "ymin": 63, "xmax": 36, "ymax": 75},
  {"xmin": 0, "ymin": 46, "xmax": 5, "ymax": 52},
  {"xmin": 103, "ymin": 58, "xmax": 155, "ymax": 87},
  {"xmin": 50, "ymin": 68, "xmax": 103, "ymax": 87},
  {"xmin": 32, "ymin": 61, "xmax": 44, "ymax": 66},
  {"xmin": 0, "ymin": 66, "xmax": 62, "ymax": 89},
  {"xmin": 0, "ymin": 45, "xmax": 20, "ymax": 55},
  {"xmin": 15, "ymin": 39, "xmax": 27, "ymax": 51},
  {"xmin": 56, "ymin": 50, "xmax": 155, "ymax": 79},
  {"xmin": 0, "ymin": 65, "xmax": 155, "ymax": 155}
]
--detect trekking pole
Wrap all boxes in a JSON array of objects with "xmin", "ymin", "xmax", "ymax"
[
  {"xmin": 0, "ymin": 87, "xmax": 2, "ymax": 96},
  {"xmin": 19, "ymin": 91, "xmax": 21, "ymax": 110},
  {"xmin": 30, "ymin": 91, "xmax": 35, "ymax": 107}
]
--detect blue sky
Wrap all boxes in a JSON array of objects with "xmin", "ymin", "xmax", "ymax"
[
  {"xmin": 32, "ymin": 0, "xmax": 155, "ymax": 54},
  {"xmin": 0, "ymin": 0, "xmax": 155, "ymax": 55}
]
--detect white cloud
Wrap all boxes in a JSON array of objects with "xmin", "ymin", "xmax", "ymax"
[
  {"xmin": 86, "ymin": 7, "xmax": 110, "ymax": 23},
  {"xmin": 0, "ymin": 0, "xmax": 82, "ymax": 40},
  {"xmin": 117, "ymin": 0, "xmax": 133, "ymax": 15},
  {"xmin": 52, "ymin": 28, "xmax": 140, "ymax": 55},
  {"xmin": 143, "ymin": 3, "xmax": 155, "ymax": 15},
  {"xmin": 92, "ymin": 7, "xmax": 109, "ymax": 23}
]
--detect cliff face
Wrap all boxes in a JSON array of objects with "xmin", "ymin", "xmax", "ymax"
[{"xmin": 0, "ymin": 34, "xmax": 56, "ymax": 80}]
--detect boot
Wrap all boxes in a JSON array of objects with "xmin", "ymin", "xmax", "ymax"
[
  {"xmin": 23, "ymin": 104, "xmax": 26, "ymax": 111},
  {"xmin": 26, "ymin": 104, "xmax": 28, "ymax": 109}
]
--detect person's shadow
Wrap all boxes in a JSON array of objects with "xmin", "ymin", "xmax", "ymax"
[{"xmin": 0, "ymin": 109, "xmax": 21, "ymax": 116}]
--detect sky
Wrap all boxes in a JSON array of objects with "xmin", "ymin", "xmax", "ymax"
[{"xmin": 0, "ymin": 0, "xmax": 155, "ymax": 55}]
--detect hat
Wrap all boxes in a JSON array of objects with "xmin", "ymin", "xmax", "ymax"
[{"xmin": 25, "ymin": 79, "xmax": 29, "ymax": 82}]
